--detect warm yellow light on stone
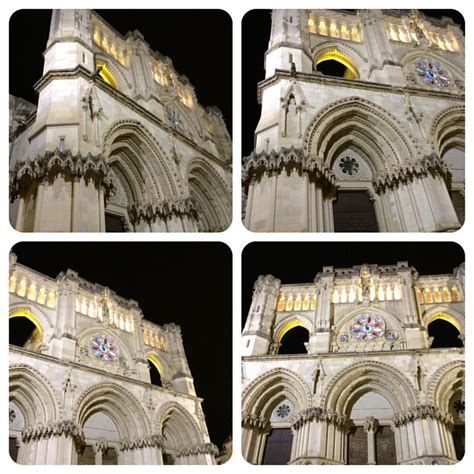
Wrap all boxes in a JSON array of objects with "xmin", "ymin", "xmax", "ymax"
[
  {"xmin": 315, "ymin": 49, "xmax": 359, "ymax": 80},
  {"xmin": 96, "ymin": 61, "xmax": 118, "ymax": 89},
  {"xmin": 9, "ymin": 308, "xmax": 44, "ymax": 339}
]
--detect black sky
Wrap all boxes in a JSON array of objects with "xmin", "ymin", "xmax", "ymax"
[
  {"xmin": 242, "ymin": 241, "xmax": 464, "ymax": 327},
  {"xmin": 9, "ymin": 9, "xmax": 232, "ymax": 133},
  {"xmin": 11, "ymin": 242, "xmax": 232, "ymax": 448},
  {"xmin": 242, "ymin": 9, "xmax": 465, "ymax": 156}
]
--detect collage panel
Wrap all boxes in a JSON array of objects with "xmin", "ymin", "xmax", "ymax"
[
  {"xmin": 9, "ymin": 9, "xmax": 232, "ymax": 232},
  {"xmin": 242, "ymin": 10, "xmax": 465, "ymax": 232},
  {"xmin": 9, "ymin": 242, "xmax": 232, "ymax": 464},
  {"xmin": 242, "ymin": 242, "xmax": 464, "ymax": 464}
]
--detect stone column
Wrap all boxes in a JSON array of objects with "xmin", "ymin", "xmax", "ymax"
[
  {"xmin": 92, "ymin": 439, "xmax": 107, "ymax": 464},
  {"xmin": 242, "ymin": 414, "xmax": 270, "ymax": 464},
  {"xmin": 364, "ymin": 417, "xmax": 379, "ymax": 465},
  {"xmin": 244, "ymin": 177, "xmax": 256, "ymax": 229}
]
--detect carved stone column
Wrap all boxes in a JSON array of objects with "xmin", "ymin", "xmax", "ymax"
[
  {"xmin": 364, "ymin": 416, "xmax": 379, "ymax": 464},
  {"xmin": 92, "ymin": 439, "xmax": 108, "ymax": 465},
  {"xmin": 241, "ymin": 413, "xmax": 271, "ymax": 464}
]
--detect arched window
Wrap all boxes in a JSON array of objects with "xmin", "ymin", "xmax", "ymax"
[
  {"xmin": 95, "ymin": 61, "xmax": 118, "ymax": 89},
  {"xmin": 315, "ymin": 49, "xmax": 359, "ymax": 79},
  {"xmin": 278, "ymin": 326, "xmax": 309, "ymax": 355},
  {"xmin": 147, "ymin": 355, "xmax": 164, "ymax": 386},
  {"xmin": 428, "ymin": 318, "xmax": 463, "ymax": 348}
]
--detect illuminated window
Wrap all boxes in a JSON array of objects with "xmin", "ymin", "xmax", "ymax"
[
  {"xmin": 310, "ymin": 295, "xmax": 317, "ymax": 310},
  {"xmin": 294, "ymin": 295, "xmax": 302, "ymax": 311},
  {"xmin": 286, "ymin": 295, "xmax": 294, "ymax": 312},
  {"xmin": 277, "ymin": 296, "xmax": 286, "ymax": 312},
  {"xmin": 302, "ymin": 295, "xmax": 310, "ymax": 311},
  {"xmin": 315, "ymin": 49, "xmax": 359, "ymax": 80}
]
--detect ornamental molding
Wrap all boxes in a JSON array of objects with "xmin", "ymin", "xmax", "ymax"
[
  {"xmin": 128, "ymin": 197, "xmax": 200, "ymax": 225},
  {"xmin": 242, "ymin": 146, "xmax": 336, "ymax": 190},
  {"xmin": 10, "ymin": 149, "xmax": 116, "ymax": 202},
  {"xmin": 311, "ymin": 40, "xmax": 368, "ymax": 65},
  {"xmin": 372, "ymin": 153, "xmax": 450, "ymax": 193},
  {"xmin": 426, "ymin": 359, "xmax": 464, "ymax": 405},
  {"xmin": 174, "ymin": 442, "xmax": 219, "ymax": 457},
  {"xmin": 21, "ymin": 420, "xmax": 84, "ymax": 446},
  {"xmin": 292, "ymin": 407, "xmax": 348, "ymax": 430},
  {"xmin": 393, "ymin": 405, "xmax": 453, "ymax": 427},
  {"xmin": 241, "ymin": 412, "xmax": 270, "ymax": 432},
  {"xmin": 119, "ymin": 434, "xmax": 165, "ymax": 450}
]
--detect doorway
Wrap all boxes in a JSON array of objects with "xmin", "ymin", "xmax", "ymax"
[{"xmin": 333, "ymin": 191, "xmax": 378, "ymax": 232}]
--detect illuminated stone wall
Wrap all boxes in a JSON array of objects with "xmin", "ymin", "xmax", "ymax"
[
  {"xmin": 243, "ymin": 9, "xmax": 464, "ymax": 232},
  {"xmin": 9, "ymin": 9, "xmax": 231, "ymax": 232},
  {"xmin": 9, "ymin": 254, "xmax": 217, "ymax": 465},
  {"xmin": 241, "ymin": 261, "xmax": 465, "ymax": 464}
]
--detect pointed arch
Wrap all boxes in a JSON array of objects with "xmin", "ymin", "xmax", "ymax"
[
  {"xmin": 74, "ymin": 383, "xmax": 150, "ymax": 439},
  {"xmin": 304, "ymin": 97, "xmax": 419, "ymax": 172},
  {"xmin": 94, "ymin": 54, "xmax": 131, "ymax": 92},
  {"xmin": 155, "ymin": 402, "xmax": 204, "ymax": 449},
  {"xmin": 273, "ymin": 314, "xmax": 312, "ymax": 344},
  {"xmin": 431, "ymin": 106, "xmax": 465, "ymax": 157},
  {"xmin": 9, "ymin": 364, "xmax": 60, "ymax": 426},
  {"xmin": 242, "ymin": 368, "xmax": 311, "ymax": 419},
  {"xmin": 428, "ymin": 360, "xmax": 464, "ymax": 412},
  {"xmin": 187, "ymin": 157, "xmax": 232, "ymax": 231},
  {"xmin": 422, "ymin": 306, "xmax": 464, "ymax": 335},
  {"xmin": 322, "ymin": 361, "xmax": 417, "ymax": 415},
  {"xmin": 102, "ymin": 120, "xmax": 182, "ymax": 202},
  {"xmin": 9, "ymin": 303, "xmax": 54, "ymax": 348}
]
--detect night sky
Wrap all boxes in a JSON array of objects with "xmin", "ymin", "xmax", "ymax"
[
  {"xmin": 242, "ymin": 9, "xmax": 465, "ymax": 156},
  {"xmin": 10, "ymin": 242, "xmax": 232, "ymax": 448},
  {"xmin": 242, "ymin": 242, "xmax": 464, "ymax": 349},
  {"xmin": 9, "ymin": 9, "xmax": 232, "ymax": 133}
]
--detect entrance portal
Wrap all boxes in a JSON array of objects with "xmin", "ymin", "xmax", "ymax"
[
  {"xmin": 333, "ymin": 191, "xmax": 378, "ymax": 232},
  {"xmin": 262, "ymin": 428, "xmax": 292, "ymax": 465}
]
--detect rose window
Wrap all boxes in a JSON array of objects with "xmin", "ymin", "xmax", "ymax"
[
  {"xmin": 9, "ymin": 409, "xmax": 16, "ymax": 424},
  {"xmin": 351, "ymin": 314, "xmax": 385, "ymax": 341},
  {"xmin": 339, "ymin": 156, "xmax": 360, "ymax": 176},
  {"xmin": 276, "ymin": 404, "xmax": 291, "ymax": 418},
  {"xmin": 414, "ymin": 59, "xmax": 451, "ymax": 88},
  {"xmin": 91, "ymin": 334, "xmax": 118, "ymax": 362}
]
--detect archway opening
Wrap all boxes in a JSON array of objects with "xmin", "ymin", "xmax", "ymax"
[
  {"xmin": 95, "ymin": 61, "xmax": 118, "ymax": 89},
  {"xmin": 148, "ymin": 359, "xmax": 163, "ymax": 387},
  {"xmin": 278, "ymin": 326, "xmax": 309, "ymax": 354},
  {"xmin": 442, "ymin": 147, "xmax": 465, "ymax": 225},
  {"xmin": 262, "ymin": 428, "xmax": 293, "ymax": 464},
  {"xmin": 9, "ymin": 312, "xmax": 42, "ymax": 351},
  {"xmin": 79, "ymin": 411, "xmax": 120, "ymax": 465},
  {"xmin": 315, "ymin": 50, "xmax": 359, "ymax": 79},
  {"xmin": 347, "ymin": 392, "xmax": 396, "ymax": 465},
  {"xmin": 449, "ymin": 390, "xmax": 464, "ymax": 461},
  {"xmin": 428, "ymin": 319, "xmax": 463, "ymax": 348}
]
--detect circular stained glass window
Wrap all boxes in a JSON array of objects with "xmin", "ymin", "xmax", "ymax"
[
  {"xmin": 9, "ymin": 409, "xmax": 16, "ymax": 424},
  {"xmin": 80, "ymin": 346, "xmax": 89, "ymax": 356},
  {"xmin": 414, "ymin": 59, "xmax": 451, "ymax": 88},
  {"xmin": 339, "ymin": 334, "xmax": 349, "ymax": 343},
  {"xmin": 276, "ymin": 404, "xmax": 291, "ymax": 418},
  {"xmin": 91, "ymin": 334, "xmax": 118, "ymax": 362},
  {"xmin": 385, "ymin": 330, "xmax": 397, "ymax": 341},
  {"xmin": 351, "ymin": 314, "xmax": 385, "ymax": 341},
  {"xmin": 339, "ymin": 156, "xmax": 360, "ymax": 176}
]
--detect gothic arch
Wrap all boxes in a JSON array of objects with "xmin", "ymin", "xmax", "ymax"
[
  {"xmin": 322, "ymin": 361, "xmax": 417, "ymax": 415},
  {"xmin": 102, "ymin": 120, "xmax": 182, "ymax": 202},
  {"xmin": 94, "ymin": 53, "xmax": 131, "ymax": 92},
  {"xmin": 422, "ymin": 306, "xmax": 464, "ymax": 335},
  {"xmin": 74, "ymin": 383, "xmax": 150, "ymax": 440},
  {"xmin": 304, "ymin": 97, "xmax": 419, "ymax": 172},
  {"xmin": 273, "ymin": 314, "xmax": 312, "ymax": 344},
  {"xmin": 187, "ymin": 157, "xmax": 231, "ymax": 231},
  {"xmin": 9, "ymin": 303, "xmax": 54, "ymax": 347},
  {"xmin": 9, "ymin": 364, "xmax": 61, "ymax": 426},
  {"xmin": 427, "ymin": 360, "xmax": 464, "ymax": 412},
  {"xmin": 431, "ymin": 106, "xmax": 465, "ymax": 157},
  {"xmin": 144, "ymin": 349, "xmax": 170, "ymax": 382},
  {"xmin": 242, "ymin": 368, "xmax": 312, "ymax": 419},
  {"xmin": 155, "ymin": 402, "xmax": 204, "ymax": 449}
]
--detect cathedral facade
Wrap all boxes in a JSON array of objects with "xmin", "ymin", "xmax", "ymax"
[
  {"xmin": 243, "ymin": 10, "xmax": 464, "ymax": 232},
  {"xmin": 242, "ymin": 261, "xmax": 465, "ymax": 464},
  {"xmin": 9, "ymin": 254, "xmax": 217, "ymax": 464},
  {"xmin": 9, "ymin": 10, "xmax": 232, "ymax": 232}
]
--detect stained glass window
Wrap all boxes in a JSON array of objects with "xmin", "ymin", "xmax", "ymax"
[
  {"xmin": 276, "ymin": 404, "xmax": 291, "ymax": 418},
  {"xmin": 339, "ymin": 333, "xmax": 349, "ymax": 343},
  {"xmin": 80, "ymin": 346, "xmax": 89, "ymax": 356},
  {"xmin": 90, "ymin": 334, "xmax": 118, "ymax": 362},
  {"xmin": 9, "ymin": 409, "xmax": 16, "ymax": 424},
  {"xmin": 414, "ymin": 59, "xmax": 451, "ymax": 88},
  {"xmin": 385, "ymin": 330, "xmax": 398, "ymax": 341},
  {"xmin": 351, "ymin": 314, "xmax": 385, "ymax": 341},
  {"xmin": 339, "ymin": 156, "xmax": 360, "ymax": 176}
]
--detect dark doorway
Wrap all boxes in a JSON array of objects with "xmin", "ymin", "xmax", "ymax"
[
  {"xmin": 333, "ymin": 191, "xmax": 378, "ymax": 232},
  {"xmin": 78, "ymin": 445, "xmax": 95, "ymax": 464},
  {"xmin": 428, "ymin": 319, "xmax": 463, "ymax": 348},
  {"xmin": 348, "ymin": 426, "xmax": 367, "ymax": 464},
  {"xmin": 262, "ymin": 428, "xmax": 293, "ymax": 465},
  {"xmin": 9, "ymin": 317, "xmax": 38, "ymax": 348},
  {"xmin": 316, "ymin": 59, "xmax": 347, "ymax": 78},
  {"xmin": 163, "ymin": 453, "xmax": 175, "ymax": 465},
  {"xmin": 278, "ymin": 326, "xmax": 309, "ymax": 355},
  {"xmin": 452, "ymin": 425, "xmax": 464, "ymax": 461},
  {"xmin": 450, "ymin": 191, "xmax": 465, "ymax": 226},
  {"xmin": 105, "ymin": 213, "xmax": 126, "ymax": 232},
  {"xmin": 9, "ymin": 437, "xmax": 19, "ymax": 462},
  {"xmin": 102, "ymin": 447, "xmax": 118, "ymax": 465},
  {"xmin": 375, "ymin": 426, "xmax": 397, "ymax": 464}
]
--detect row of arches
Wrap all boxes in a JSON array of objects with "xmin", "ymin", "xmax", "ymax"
[
  {"xmin": 242, "ymin": 360, "xmax": 464, "ymax": 464},
  {"xmin": 9, "ymin": 365, "xmax": 207, "ymax": 464}
]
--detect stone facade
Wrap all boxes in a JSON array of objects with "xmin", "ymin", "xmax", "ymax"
[
  {"xmin": 242, "ymin": 261, "xmax": 465, "ymax": 464},
  {"xmin": 243, "ymin": 10, "xmax": 464, "ymax": 232},
  {"xmin": 9, "ymin": 253, "xmax": 217, "ymax": 465},
  {"xmin": 9, "ymin": 10, "xmax": 232, "ymax": 232}
]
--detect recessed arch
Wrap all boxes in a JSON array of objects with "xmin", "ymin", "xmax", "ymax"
[
  {"xmin": 95, "ymin": 60, "xmax": 119, "ymax": 89},
  {"xmin": 423, "ymin": 307, "xmax": 464, "ymax": 335},
  {"xmin": 315, "ymin": 48, "xmax": 359, "ymax": 79},
  {"xmin": 274, "ymin": 315, "xmax": 312, "ymax": 344}
]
